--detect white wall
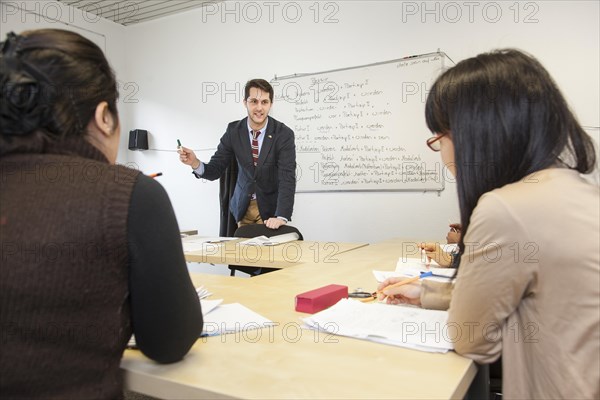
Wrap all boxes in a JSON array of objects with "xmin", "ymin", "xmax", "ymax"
[
  {"xmin": 4, "ymin": 1, "xmax": 599, "ymax": 244},
  {"xmin": 0, "ymin": 0, "xmax": 130, "ymax": 159},
  {"xmin": 122, "ymin": 0, "xmax": 599, "ymax": 243}
]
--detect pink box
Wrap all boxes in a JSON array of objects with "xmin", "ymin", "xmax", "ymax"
[{"xmin": 295, "ymin": 284, "xmax": 348, "ymax": 314}]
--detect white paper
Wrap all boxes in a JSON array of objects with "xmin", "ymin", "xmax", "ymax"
[
  {"xmin": 195, "ymin": 286, "xmax": 212, "ymax": 300},
  {"xmin": 200, "ymin": 299, "xmax": 223, "ymax": 317},
  {"xmin": 183, "ymin": 236, "xmax": 237, "ymax": 244},
  {"xmin": 239, "ymin": 235, "xmax": 272, "ymax": 245},
  {"xmin": 199, "ymin": 237, "xmax": 238, "ymax": 244},
  {"xmin": 373, "ymin": 270, "xmax": 409, "ymax": 282},
  {"xmin": 303, "ymin": 299, "xmax": 454, "ymax": 353},
  {"xmin": 396, "ymin": 258, "xmax": 456, "ymax": 280},
  {"xmin": 128, "ymin": 290, "xmax": 221, "ymax": 348},
  {"xmin": 202, "ymin": 303, "xmax": 274, "ymax": 336},
  {"xmin": 441, "ymin": 243, "xmax": 459, "ymax": 253},
  {"xmin": 182, "ymin": 237, "xmax": 236, "ymax": 253},
  {"xmin": 374, "ymin": 270, "xmax": 453, "ymax": 284},
  {"xmin": 239, "ymin": 232, "xmax": 299, "ymax": 246}
]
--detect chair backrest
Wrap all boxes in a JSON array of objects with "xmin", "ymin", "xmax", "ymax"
[
  {"xmin": 219, "ymin": 159, "xmax": 238, "ymax": 237},
  {"xmin": 233, "ymin": 224, "xmax": 304, "ymax": 241}
]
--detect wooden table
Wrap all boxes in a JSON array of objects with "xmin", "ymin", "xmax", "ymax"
[
  {"xmin": 121, "ymin": 238, "xmax": 476, "ymax": 399},
  {"xmin": 183, "ymin": 236, "xmax": 369, "ymax": 269}
]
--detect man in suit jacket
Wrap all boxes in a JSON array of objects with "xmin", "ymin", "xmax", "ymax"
[{"xmin": 178, "ymin": 79, "xmax": 296, "ymax": 229}]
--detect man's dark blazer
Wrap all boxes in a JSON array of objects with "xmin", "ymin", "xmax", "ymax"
[{"xmin": 195, "ymin": 116, "xmax": 296, "ymax": 223}]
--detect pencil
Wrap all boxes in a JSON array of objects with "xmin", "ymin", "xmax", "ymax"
[
  {"xmin": 379, "ymin": 272, "xmax": 432, "ymax": 302},
  {"xmin": 359, "ymin": 293, "xmax": 377, "ymax": 303},
  {"xmin": 148, "ymin": 172, "xmax": 163, "ymax": 178},
  {"xmin": 360, "ymin": 297, "xmax": 377, "ymax": 303},
  {"xmin": 380, "ymin": 275, "xmax": 421, "ymax": 292}
]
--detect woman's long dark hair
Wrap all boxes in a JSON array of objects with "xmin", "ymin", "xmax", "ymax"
[
  {"xmin": 425, "ymin": 49, "xmax": 596, "ymax": 253},
  {"xmin": 0, "ymin": 29, "xmax": 119, "ymax": 155}
]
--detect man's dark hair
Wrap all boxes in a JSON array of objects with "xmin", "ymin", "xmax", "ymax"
[{"xmin": 244, "ymin": 79, "xmax": 274, "ymax": 103}]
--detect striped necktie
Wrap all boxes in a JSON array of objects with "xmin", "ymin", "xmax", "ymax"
[{"xmin": 252, "ymin": 130, "xmax": 261, "ymax": 166}]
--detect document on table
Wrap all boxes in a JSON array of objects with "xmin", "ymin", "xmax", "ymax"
[
  {"xmin": 182, "ymin": 236, "xmax": 237, "ymax": 252},
  {"xmin": 373, "ymin": 260, "xmax": 455, "ymax": 284},
  {"xmin": 395, "ymin": 258, "xmax": 456, "ymax": 279},
  {"xmin": 441, "ymin": 243, "xmax": 459, "ymax": 253},
  {"xmin": 239, "ymin": 232, "xmax": 299, "ymax": 246},
  {"xmin": 201, "ymin": 299, "xmax": 223, "ymax": 316},
  {"xmin": 202, "ymin": 303, "xmax": 275, "ymax": 336},
  {"xmin": 303, "ymin": 299, "xmax": 454, "ymax": 353},
  {"xmin": 127, "ymin": 294, "xmax": 223, "ymax": 348}
]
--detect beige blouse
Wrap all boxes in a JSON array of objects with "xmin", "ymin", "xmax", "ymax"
[{"xmin": 422, "ymin": 168, "xmax": 600, "ymax": 399}]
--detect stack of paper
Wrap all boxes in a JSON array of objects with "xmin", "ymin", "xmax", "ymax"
[
  {"xmin": 128, "ymin": 290, "xmax": 274, "ymax": 346},
  {"xmin": 128, "ymin": 289, "xmax": 224, "ymax": 348},
  {"xmin": 196, "ymin": 286, "xmax": 212, "ymax": 299},
  {"xmin": 195, "ymin": 284, "xmax": 275, "ymax": 336},
  {"xmin": 239, "ymin": 232, "xmax": 299, "ymax": 246},
  {"xmin": 182, "ymin": 236, "xmax": 237, "ymax": 252},
  {"xmin": 441, "ymin": 243, "xmax": 459, "ymax": 253},
  {"xmin": 202, "ymin": 303, "xmax": 274, "ymax": 336},
  {"xmin": 373, "ymin": 259, "xmax": 456, "ymax": 284},
  {"xmin": 303, "ymin": 299, "xmax": 454, "ymax": 353},
  {"xmin": 200, "ymin": 299, "xmax": 223, "ymax": 315},
  {"xmin": 396, "ymin": 258, "xmax": 456, "ymax": 279}
]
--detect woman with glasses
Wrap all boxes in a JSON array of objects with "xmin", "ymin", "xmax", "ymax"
[{"xmin": 379, "ymin": 49, "xmax": 599, "ymax": 398}]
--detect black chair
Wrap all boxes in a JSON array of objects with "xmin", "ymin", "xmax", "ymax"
[
  {"xmin": 465, "ymin": 363, "xmax": 488, "ymax": 400},
  {"xmin": 218, "ymin": 159, "xmax": 238, "ymax": 237},
  {"xmin": 489, "ymin": 358, "xmax": 503, "ymax": 399},
  {"xmin": 464, "ymin": 359, "xmax": 503, "ymax": 400},
  {"xmin": 228, "ymin": 224, "xmax": 303, "ymax": 277}
]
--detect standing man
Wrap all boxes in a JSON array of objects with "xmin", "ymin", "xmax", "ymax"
[{"xmin": 178, "ymin": 79, "xmax": 296, "ymax": 229}]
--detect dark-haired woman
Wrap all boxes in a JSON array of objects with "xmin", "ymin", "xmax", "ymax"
[
  {"xmin": 0, "ymin": 29, "xmax": 203, "ymax": 398},
  {"xmin": 378, "ymin": 49, "xmax": 599, "ymax": 398}
]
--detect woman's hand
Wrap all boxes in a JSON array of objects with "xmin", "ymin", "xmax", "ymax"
[
  {"xmin": 419, "ymin": 242, "xmax": 453, "ymax": 267},
  {"xmin": 377, "ymin": 277, "xmax": 422, "ymax": 306}
]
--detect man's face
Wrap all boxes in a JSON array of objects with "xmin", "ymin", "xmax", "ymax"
[{"xmin": 244, "ymin": 87, "xmax": 272, "ymax": 129}]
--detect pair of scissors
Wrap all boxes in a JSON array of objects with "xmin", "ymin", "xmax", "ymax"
[{"xmin": 348, "ymin": 289, "xmax": 377, "ymax": 302}]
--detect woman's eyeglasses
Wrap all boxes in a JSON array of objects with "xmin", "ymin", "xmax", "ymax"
[{"xmin": 426, "ymin": 133, "xmax": 448, "ymax": 152}]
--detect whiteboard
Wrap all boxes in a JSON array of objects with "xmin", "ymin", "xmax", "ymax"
[{"xmin": 271, "ymin": 53, "xmax": 447, "ymax": 192}]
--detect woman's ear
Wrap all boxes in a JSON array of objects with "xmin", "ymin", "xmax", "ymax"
[
  {"xmin": 87, "ymin": 101, "xmax": 120, "ymax": 164},
  {"xmin": 93, "ymin": 101, "xmax": 117, "ymax": 137}
]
